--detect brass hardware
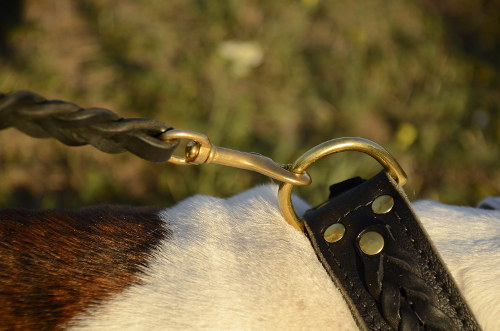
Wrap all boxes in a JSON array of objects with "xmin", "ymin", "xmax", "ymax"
[
  {"xmin": 324, "ymin": 223, "xmax": 346, "ymax": 243},
  {"xmin": 359, "ymin": 231, "xmax": 385, "ymax": 255},
  {"xmin": 278, "ymin": 137, "xmax": 407, "ymax": 232},
  {"xmin": 186, "ymin": 141, "xmax": 201, "ymax": 162},
  {"xmin": 371, "ymin": 195, "xmax": 394, "ymax": 214},
  {"xmin": 161, "ymin": 132, "xmax": 405, "ymax": 232},
  {"xmin": 160, "ymin": 129, "xmax": 311, "ymax": 186}
]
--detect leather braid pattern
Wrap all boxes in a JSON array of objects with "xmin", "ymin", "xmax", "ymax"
[
  {"xmin": 303, "ymin": 171, "xmax": 481, "ymax": 331},
  {"xmin": 358, "ymin": 224, "xmax": 455, "ymax": 330},
  {"xmin": 0, "ymin": 91, "xmax": 178, "ymax": 162}
]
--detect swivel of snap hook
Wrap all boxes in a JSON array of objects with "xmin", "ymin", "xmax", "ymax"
[{"xmin": 159, "ymin": 129, "xmax": 311, "ymax": 186}]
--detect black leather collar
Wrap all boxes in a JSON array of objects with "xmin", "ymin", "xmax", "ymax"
[{"xmin": 302, "ymin": 171, "xmax": 481, "ymax": 330}]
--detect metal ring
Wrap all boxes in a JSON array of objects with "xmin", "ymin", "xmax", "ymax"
[{"xmin": 278, "ymin": 137, "xmax": 407, "ymax": 232}]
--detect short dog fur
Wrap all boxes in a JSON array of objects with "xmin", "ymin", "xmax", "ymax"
[{"xmin": 1, "ymin": 185, "xmax": 499, "ymax": 330}]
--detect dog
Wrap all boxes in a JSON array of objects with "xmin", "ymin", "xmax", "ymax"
[{"xmin": 1, "ymin": 184, "xmax": 499, "ymax": 330}]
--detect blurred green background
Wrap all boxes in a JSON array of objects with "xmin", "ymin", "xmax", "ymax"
[{"xmin": 0, "ymin": 0, "xmax": 499, "ymax": 209}]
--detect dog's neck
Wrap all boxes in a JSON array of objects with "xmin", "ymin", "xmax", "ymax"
[
  {"xmin": 75, "ymin": 185, "xmax": 500, "ymax": 330},
  {"xmin": 1, "ymin": 185, "xmax": 499, "ymax": 330}
]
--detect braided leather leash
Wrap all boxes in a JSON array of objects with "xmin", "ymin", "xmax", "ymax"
[
  {"xmin": 0, "ymin": 91, "xmax": 309, "ymax": 185},
  {"xmin": 0, "ymin": 91, "xmax": 178, "ymax": 162}
]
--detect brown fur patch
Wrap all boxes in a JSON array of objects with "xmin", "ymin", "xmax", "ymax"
[{"xmin": 0, "ymin": 206, "xmax": 168, "ymax": 330}]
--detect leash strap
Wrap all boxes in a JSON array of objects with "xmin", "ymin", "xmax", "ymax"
[
  {"xmin": 0, "ymin": 91, "xmax": 309, "ymax": 185},
  {"xmin": 302, "ymin": 171, "xmax": 481, "ymax": 331},
  {"xmin": 0, "ymin": 91, "xmax": 177, "ymax": 162}
]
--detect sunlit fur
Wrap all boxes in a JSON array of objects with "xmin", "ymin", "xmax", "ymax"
[
  {"xmin": 0, "ymin": 206, "xmax": 166, "ymax": 329},
  {"xmin": 68, "ymin": 185, "xmax": 500, "ymax": 331}
]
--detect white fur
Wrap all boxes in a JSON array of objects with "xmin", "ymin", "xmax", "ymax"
[{"xmin": 71, "ymin": 185, "xmax": 500, "ymax": 330}]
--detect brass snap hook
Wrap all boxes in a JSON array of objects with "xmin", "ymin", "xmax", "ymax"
[
  {"xmin": 160, "ymin": 129, "xmax": 311, "ymax": 186},
  {"xmin": 278, "ymin": 137, "xmax": 407, "ymax": 232}
]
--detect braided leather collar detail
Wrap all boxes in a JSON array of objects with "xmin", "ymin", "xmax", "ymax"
[{"xmin": 303, "ymin": 171, "xmax": 481, "ymax": 331}]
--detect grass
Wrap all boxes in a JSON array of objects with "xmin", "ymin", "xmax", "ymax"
[{"xmin": 0, "ymin": 0, "xmax": 499, "ymax": 209}]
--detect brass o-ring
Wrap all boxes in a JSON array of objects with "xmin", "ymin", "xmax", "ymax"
[{"xmin": 278, "ymin": 137, "xmax": 407, "ymax": 232}]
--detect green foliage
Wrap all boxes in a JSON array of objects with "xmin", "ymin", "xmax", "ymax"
[{"xmin": 0, "ymin": 0, "xmax": 498, "ymax": 208}]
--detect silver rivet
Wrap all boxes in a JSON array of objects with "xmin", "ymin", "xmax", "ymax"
[
  {"xmin": 372, "ymin": 195, "xmax": 394, "ymax": 214},
  {"xmin": 359, "ymin": 231, "xmax": 385, "ymax": 255},
  {"xmin": 324, "ymin": 223, "xmax": 345, "ymax": 243}
]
